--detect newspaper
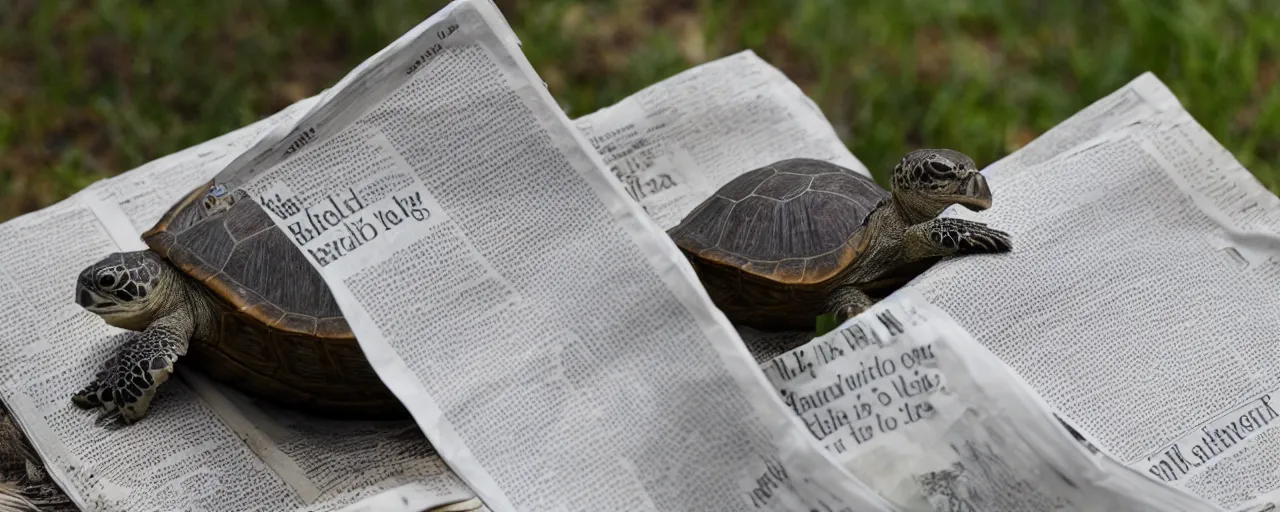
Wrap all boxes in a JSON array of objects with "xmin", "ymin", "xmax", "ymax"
[
  {"xmin": 760, "ymin": 288, "xmax": 1223, "ymax": 510},
  {"xmin": 899, "ymin": 72, "xmax": 1280, "ymax": 511},
  {"xmin": 2, "ymin": 0, "xmax": 1262, "ymax": 510},
  {"xmin": 0, "ymin": 90, "xmax": 480, "ymax": 511},
  {"xmin": 208, "ymin": 0, "xmax": 904, "ymax": 510},
  {"xmin": 572, "ymin": 50, "xmax": 870, "ymax": 230}
]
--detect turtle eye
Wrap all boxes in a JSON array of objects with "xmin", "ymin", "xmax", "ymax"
[
  {"xmin": 928, "ymin": 161, "xmax": 953, "ymax": 175},
  {"xmin": 98, "ymin": 274, "xmax": 115, "ymax": 288}
]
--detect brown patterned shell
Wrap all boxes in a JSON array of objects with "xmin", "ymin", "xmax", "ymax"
[
  {"xmin": 142, "ymin": 180, "xmax": 403, "ymax": 419},
  {"xmin": 668, "ymin": 158, "xmax": 889, "ymax": 287}
]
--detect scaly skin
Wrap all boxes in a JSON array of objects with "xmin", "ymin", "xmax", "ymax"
[
  {"xmin": 825, "ymin": 149, "xmax": 1012, "ymax": 322},
  {"xmin": 71, "ymin": 251, "xmax": 221, "ymax": 424}
]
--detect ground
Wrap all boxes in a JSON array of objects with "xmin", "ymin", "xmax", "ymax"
[{"xmin": 1, "ymin": 0, "xmax": 1276, "ymax": 221}]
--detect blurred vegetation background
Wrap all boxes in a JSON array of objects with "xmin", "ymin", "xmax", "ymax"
[{"xmin": 1, "ymin": 0, "xmax": 1277, "ymax": 222}]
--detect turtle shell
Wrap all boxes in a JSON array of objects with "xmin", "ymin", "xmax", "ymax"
[
  {"xmin": 142, "ymin": 180, "xmax": 403, "ymax": 419},
  {"xmin": 668, "ymin": 158, "xmax": 888, "ymax": 286}
]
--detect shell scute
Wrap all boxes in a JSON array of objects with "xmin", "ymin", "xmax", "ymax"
[
  {"xmin": 769, "ymin": 260, "xmax": 801, "ymax": 283},
  {"xmin": 223, "ymin": 198, "xmax": 276, "ymax": 241},
  {"xmin": 671, "ymin": 195, "xmax": 734, "ymax": 251},
  {"xmin": 216, "ymin": 311, "xmax": 282, "ymax": 375},
  {"xmin": 279, "ymin": 338, "xmax": 338, "ymax": 381},
  {"xmin": 767, "ymin": 158, "xmax": 840, "ymax": 176},
  {"xmin": 176, "ymin": 217, "xmax": 236, "ymax": 270},
  {"xmin": 716, "ymin": 167, "xmax": 776, "ymax": 201},
  {"xmin": 718, "ymin": 195, "xmax": 776, "ymax": 257},
  {"xmin": 277, "ymin": 313, "xmax": 319, "ymax": 336},
  {"xmin": 754, "ymin": 173, "xmax": 812, "ymax": 201}
]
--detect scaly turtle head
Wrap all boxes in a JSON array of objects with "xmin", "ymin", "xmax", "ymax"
[
  {"xmin": 75, "ymin": 251, "xmax": 169, "ymax": 330},
  {"xmin": 890, "ymin": 148, "xmax": 992, "ymax": 223}
]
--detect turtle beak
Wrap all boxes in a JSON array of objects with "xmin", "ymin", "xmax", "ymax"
[
  {"xmin": 75, "ymin": 270, "xmax": 97, "ymax": 309},
  {"xmin": 76, "ymin": 289, "xmax": 93, "ymax": 308},
  {"xmin": 955, "ymin": 172, "xmax": 992, "ymax": 211},
  {"xmin": 75, "ymin": 288, "xmax": 114, "ymax": 312}
]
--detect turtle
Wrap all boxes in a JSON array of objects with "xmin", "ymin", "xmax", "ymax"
[
  {"xmin": 69, "ymin": 179, "xmax": 406, "ymax": 425},
  {"xmin": 667, "ymin": 149, "xmax": 1012, "ymax": 332}
]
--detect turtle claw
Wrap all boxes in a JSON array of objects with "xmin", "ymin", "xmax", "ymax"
[
  {"xmin": 71, "ymin": 369, "xmax": 112, "ymax": 410},
  {"xmin": 952, "ymin": 223, "xmax": 1012, "ymax": 254},
  {"xmin": 101, "ymin": 418, "xmax": 129, "ymax": 432},
  {"xmin": 94, "ymin": 409, "xmax": 125, "ymax": 430},
  {"xmin": 78, "ymin": 383, "xmax": 126, "ymax": 429},
  {"xmin": 905, "ymin": 217, "xmax": 1013, "ymax": 261},
  {"xmin": 70, "ymin": 387, "xmax": 101, "ymax": 410},
  {"xmin": 118, "ymin": 387, "xmax": 161, "ymax": 425},
  {"xmin": 836, "ymin": 305, "xmax": 865, "ymax": 325}
]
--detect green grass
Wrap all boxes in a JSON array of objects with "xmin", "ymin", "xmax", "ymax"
[{"xmin": 1, "ymin": 0, "xmax": 1277, "ymax": 222}]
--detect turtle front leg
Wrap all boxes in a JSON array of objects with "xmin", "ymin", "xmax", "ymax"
[
  {"xmin": 903, "ymin": 217, "xmax": 1012, "ymax": 262},
  {"xmin": 72, "ymin": 315, "xmax": 191, "ymax": 425},
  {"xmin": 825, "ymin": 285, "xmax": 877, "ymax": 325}
]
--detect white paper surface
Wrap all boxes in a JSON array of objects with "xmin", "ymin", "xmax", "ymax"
[
  {"xmin": 904, "ymin": 72, "xmax": 1280, "ymax": 511},
  {"xmin": 761, "ymin": 289, "xmax": 1222, "ymax": 510},
  {"xmin": 573, "ymin": 50, "xmax": 870, "ymax": 229}
]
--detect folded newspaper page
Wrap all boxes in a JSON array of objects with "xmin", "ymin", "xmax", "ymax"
[
  {"xmin": 206, "ymin": 0, "xmax": 903, "ymax": 510},
  {"xmin": 760, "ymin": 288, "xmax": 1223, "ymax": 510},
  {"xmin": 901, "ymin": 72, "xmax": 1280, "ymax": 511},
  {"xmin": 0, "ymin": 89, "xmax": 480, "ymax": 511},
  {"xmin": 573, "ymin": 49, "xmax": 870, "ymax": 230}
]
